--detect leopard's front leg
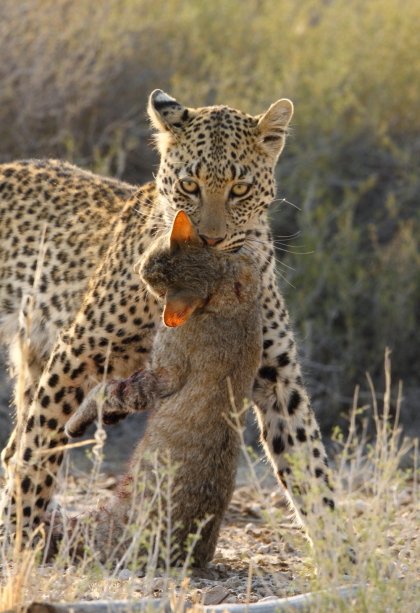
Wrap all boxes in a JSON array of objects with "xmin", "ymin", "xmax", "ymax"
[
  {"xmin": 1, "ymin": 339, "xmax": 92, "ymax": 537},
  {"xmin": 252, "ymin": 301, "xmax": 358, "ymax": 568},
  {"xmin": 0, "ymin": 311, "xmax": 156, "ymax": 539},
  {"xmin": 251, "ymin": 244, "xmax": 336, "ymax": 529}
]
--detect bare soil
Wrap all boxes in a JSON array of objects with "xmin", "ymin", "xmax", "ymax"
[{"xmin": 50, "ymin": 469, "xmax": 311, "ymax": 606}]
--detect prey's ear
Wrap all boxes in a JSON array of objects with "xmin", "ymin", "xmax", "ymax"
[
  {"xmin": 256, "ymin": 98, "xmax": 294, "ymax": 161},
  {"xmin": 170, "ymin": 210, "xmax": 202, "ymax": 251},
  {"xmin": 163, "ymin": 294, "xmax": 205, "ymax": 328},
  {"xmin": 148, "ymin": 89, "xmax": 195, "ymax": 134}
]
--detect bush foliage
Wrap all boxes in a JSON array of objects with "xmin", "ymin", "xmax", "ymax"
[{"xmin": 0, "ymin": 0, "xmax": 418, "ymax": 433}]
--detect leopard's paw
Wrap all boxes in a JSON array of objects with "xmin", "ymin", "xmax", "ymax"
[{"xmin": 65, "ymin": 383, "xmax": 106, "ymax": 437}]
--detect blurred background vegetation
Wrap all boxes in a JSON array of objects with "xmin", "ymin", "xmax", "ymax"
[{"xmin": 0, "ymin": 0, "xmax": 418, "ymax": 444}]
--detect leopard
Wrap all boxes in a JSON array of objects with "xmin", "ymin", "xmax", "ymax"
[{"xmin": 0, "ymin": 89, "xmax": 337, "ymax": 547}]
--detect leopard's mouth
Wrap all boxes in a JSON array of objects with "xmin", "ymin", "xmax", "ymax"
[
  {"xmin": 223, "ymin": 245, "xmax": 242, "ymax": 254},
  {"xmin": 214, "ymin": 236, "xmax": 246, "ymax": 253}
]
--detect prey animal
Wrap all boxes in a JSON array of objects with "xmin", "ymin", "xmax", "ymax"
[{"xmin": 64, "ymin": 210, "xmax": 262, "ymax": 566}]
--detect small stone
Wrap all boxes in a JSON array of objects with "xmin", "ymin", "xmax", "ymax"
[
  {"xmin": 257, "ymin": 544, "xmax": 271, "ymax": 554},
  {"xmin": 118, "ymin": 569, "xmax": 133, "ymax": 580},
  {"xmin": 354, "ymin": 499, "xmax": 369, "ymax": 516},
  {"xmin": 151, "ymin": 577, "xmax": 166, "ymax": 590},
  {"xmin": 102, "ymin": 476, "xmax": 117, "ymax": 489},
  {"xmin": 203, "ymin": 585, "xmax": 230, "ymax": 605},
  {"xmin": 248, "ymin": 503, "xmax": 262, "ymax": 518},
  {"xmin": 218, "ymin": 547, "xmax": 237, "ymax": 559},
  {"xmin": 244, "ymin": 523, "xmax": 262, "ymax": 536},
  {"xmin": 398, "ymin": 548, "xmax": 412, "ymax": 561},
  {"xmin": 223, "ymin": 596, "xmax": 237, "ymax": 603},
  {"xmin": 397, "ymin": 489, "xmax": 411, "ymax": 506},
  {"xmin": 215, "ymin": 563, "xmax": 226, "ymax": 573}
]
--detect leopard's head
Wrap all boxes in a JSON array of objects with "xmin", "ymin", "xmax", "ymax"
[{"xmin": 148, "ymin": 90, "xmax": 293, "ymax": 252}]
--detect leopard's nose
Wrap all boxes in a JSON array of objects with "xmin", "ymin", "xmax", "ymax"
[{"xmin": 199, "ymin": 234, "xmax": 226, "ymax": 246}]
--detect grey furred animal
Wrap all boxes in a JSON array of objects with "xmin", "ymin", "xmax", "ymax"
[{"xmin": 65, "ymin": 210, "xmax": 262, "ymax": 566}]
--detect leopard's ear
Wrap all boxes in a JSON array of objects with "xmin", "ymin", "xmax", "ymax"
[
  {"xmin": 148, "ymin": 89, "xmax": 195, "ymax": 134},
  {"xmin": 170, "ymin": 210, "xmax": 202, "ymax": 250},
  {"xmin": 163, "ymin": 294, "xmax": 204, "ymax": 328},
  {"xmin": 256, "ymin": 98, "xmax": 294, "ymax": 161}
]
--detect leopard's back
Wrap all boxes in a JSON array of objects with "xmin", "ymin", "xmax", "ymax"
[{"xmin": 0, "ymin": 159, "xmax": 136, "ymax": 353}]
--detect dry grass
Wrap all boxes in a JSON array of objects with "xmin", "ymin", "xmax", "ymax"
[{"xmin": 0, "ymin": 349, "xmax": 418, "ymax": 611}]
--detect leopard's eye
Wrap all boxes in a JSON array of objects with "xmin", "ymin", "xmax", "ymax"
[
  {"xmin": 230, "ymin": 183, "xmax": 251, "ymax": 198},
  {"xmin": 179, "ymin": 179, "xmax": 200, "ymax": 195}
]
